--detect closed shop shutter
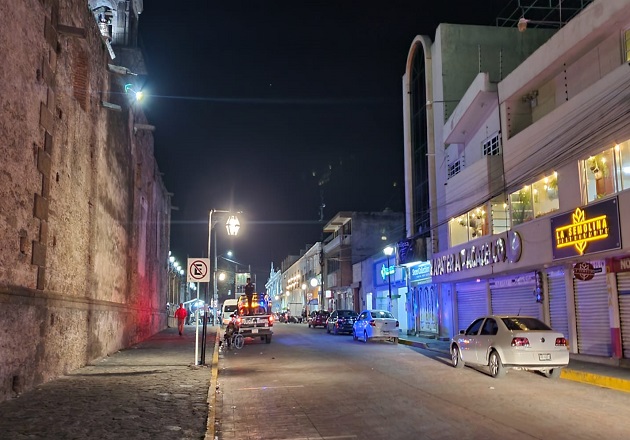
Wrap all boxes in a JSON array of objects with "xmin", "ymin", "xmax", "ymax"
[
  {"xmin": 548, "ymin": 268, "xmax": 569, "ymax": 339},
  {"xmin": 490, "ymin": 285, "xmax": 541, "ymax": 319},
  {"xmin": 456, "ymin": 281, "xmax": 487, "ymax": 333},
  {"xmin": 573, "ymin": 265, "xmax": 610, "ymax": 357},
  {"xmin": 617, "ymin": 272, "xmax": 630, "ymax": 359}
]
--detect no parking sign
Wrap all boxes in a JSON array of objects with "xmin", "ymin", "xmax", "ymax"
[{"xmin": 187, "ymin": 258, "xmax": 210, "ymax": 283}]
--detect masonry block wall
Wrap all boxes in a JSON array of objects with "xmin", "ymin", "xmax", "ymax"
[{"xmin": 0, "ymin": 0, "xmax": 170, "ymax": 401}]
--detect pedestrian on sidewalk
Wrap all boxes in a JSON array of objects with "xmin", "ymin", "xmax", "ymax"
[{"xmin": 175, "ymin": 303, "xmax": 188, "ymax": 335}]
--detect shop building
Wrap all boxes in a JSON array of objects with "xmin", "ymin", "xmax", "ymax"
[{"xmin": 406, "ymin": 1, "xmax": 630, "ymax": 363}]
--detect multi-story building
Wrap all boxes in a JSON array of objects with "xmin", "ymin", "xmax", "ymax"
[
  {"xmin": 265, "ymin": 263, "xmax": 283, "ymax": 313},
  {"xmin": 324, "ymin": 211, "xmax": 404, "ymax": 311},
  {"xmin": 401, "ymin": 14, "xmax": 554, "ymax": 339},
  {"xmin": 406, "ymin": 1, "xmax": 630, "ymax": 363},
  {"xmin": 282, "ymin": 243, "xmax": 323, "ymax": 318}
]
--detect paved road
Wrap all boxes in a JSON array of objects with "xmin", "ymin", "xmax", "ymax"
[{"xmin": 215, "ymin": 323, "xmax": 630, "ymax": 440}]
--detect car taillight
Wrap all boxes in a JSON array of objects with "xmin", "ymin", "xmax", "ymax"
[
  {"xmin": 236, "ymin": 317, "xmax": 242, "ymax": 325},
  {"xmin": 395, "ymin": 321, "xmax": 399, "ymax": 327},
  {"xmin": 555, "ymin": 337, "xmax": 568, "ymax": 347},
  {"xmin": 268, "ymin": 315, "xmax": 274, "ymax": 323},
  {"xmin": 369, "ymin": 320, "xmax": 376, "ymax": 326},
  {"xmin": 511, "ymin": 337, "xmax": 530, "ymax": 347}
]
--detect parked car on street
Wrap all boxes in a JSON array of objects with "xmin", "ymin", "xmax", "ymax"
[
  {"xmin": 450, "ymin": 315, "xmax": 570, "ymax": 379},
  {"xmin": 326, "ymin": 309, "xmax": 358, "ymax": 335},
  {"xmin": 308, "ymin": 310, "xmax": 330, "ymax": 328},
  {"xmin": 352, "ymin": 310, "xmax": 399, "ymax": 343}
]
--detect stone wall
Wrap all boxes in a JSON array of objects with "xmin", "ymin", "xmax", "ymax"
[{"xmin": 0, "ymin": 0, "xmax": 170, "ymax": 401}]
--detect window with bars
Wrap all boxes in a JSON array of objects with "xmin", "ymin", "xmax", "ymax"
[
  {"xmin": 482, "ymin": 133, "xmax": 501, "ymax": 156},
  {"xmin": 447, "ymin": 159, "xmax": 463, "ymax": 179}
]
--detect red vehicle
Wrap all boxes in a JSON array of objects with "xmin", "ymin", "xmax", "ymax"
[{"xmin": 308, "ymin": 310, "xmax": 330, "ymax": 328}]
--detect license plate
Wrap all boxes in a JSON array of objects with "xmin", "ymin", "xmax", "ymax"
[
  {"xmin": 539, "ymin": 353, "xmax": 551, "ymax": 361},
  {"xmin": 382, "ymin": 330, "xmax": 390, "ymax": 335},
  {"xmin": 252, "ymin": 328, "xmax": 258, "ymax": 334}
]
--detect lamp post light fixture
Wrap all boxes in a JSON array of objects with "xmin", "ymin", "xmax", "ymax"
[{"xmin": 383, "ymin": 246, "xmax": 394, "ymax": 306}]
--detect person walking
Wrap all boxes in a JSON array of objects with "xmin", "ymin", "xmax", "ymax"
[{"xmin": 174, "ymin": 303, "xmax": 188, "ymax": 336}]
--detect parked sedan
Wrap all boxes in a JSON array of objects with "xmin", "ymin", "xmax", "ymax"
[
  {"xmin": 326, "ymin": 309, "xmax": 358, "ymax": 335},
  {"xmin": 308, "ymin": 310, "xmax": 330, "ymax": 328},
  {"xmin": 450, "ymin": 315, "xmax": 569, "ymax": 379},
  {"xmin": 352, "ymin": 310, "xmax": 399, "ymax": 343}
]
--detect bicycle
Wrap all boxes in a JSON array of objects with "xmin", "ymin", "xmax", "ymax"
[{"xmin": 224, "ymin": 331, "xmax": 244, "ymax": 350}]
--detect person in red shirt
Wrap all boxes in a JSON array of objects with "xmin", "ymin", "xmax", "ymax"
[{"xmin": 174, "ymin": 303, "xmax": 188, "ymax": 336}]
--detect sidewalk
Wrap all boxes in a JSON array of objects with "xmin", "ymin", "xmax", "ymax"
[
  {"xmin": 0, "ymin": 325, "xmax": 217, "ymax": 440},
  {"xmin": 399, "ymin": 333, "xmax": 630, "ymax": 393}
]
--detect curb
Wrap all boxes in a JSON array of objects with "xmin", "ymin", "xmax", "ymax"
[{"xmin": 205, "ymin": 328, "xmax": 220, "ymax": 440}]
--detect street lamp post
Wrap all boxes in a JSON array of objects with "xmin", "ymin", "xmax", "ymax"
[
  {"xmin": 203, "ymin": 209, "xmax": 240, "ymax": 365},
  {"xmin": 383, "ymin": 245, "xmax": 394, "ymax": 311}
]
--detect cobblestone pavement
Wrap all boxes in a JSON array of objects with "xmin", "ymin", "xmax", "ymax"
[{"xmin": 0, "ymin": 325, "xmax": 216, "ymax": 440}]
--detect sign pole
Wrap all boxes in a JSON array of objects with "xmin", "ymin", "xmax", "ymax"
[
  {"xmin": 187, "ymin": 258, "xmax": 210, "ymax": 366},
  {"xmin": 194, "ymin": 282, "xmax": 200, "ymax": 365}
]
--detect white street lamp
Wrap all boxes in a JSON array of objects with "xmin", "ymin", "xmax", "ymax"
[{"xmin": 383, "ymin": 246, "xmax": 394, "ymax": 306}]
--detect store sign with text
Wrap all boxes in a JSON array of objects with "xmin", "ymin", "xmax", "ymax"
[
  {"xmin": 431, "ymin": 237, "xmax": 506, "ymax": 277},
  {"xmin": 551, "ymin": 197, "xmax": 621, "ymax": 260}
]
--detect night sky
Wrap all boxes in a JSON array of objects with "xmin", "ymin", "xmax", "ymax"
[{"xmin": 139, "ymin": 0, "xmax": 509, "ymax": 286}]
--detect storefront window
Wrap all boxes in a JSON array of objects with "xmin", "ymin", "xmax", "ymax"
[
  {"xmin": 490, "ymin": 197, "xmax": 510, "ymax": 234},
  {"xmin": 449, "ymin": 205, "xmax": 488, "ymax": 246},
  {"xmin": 510, "ymin": 172, "xmax": 558, "ymax": 225},
  {"xmin": 584, "ymin": 148, "xmax": 616, "ymax": 202},
  {"xmin": 616, "ymin": 141, "xmax": 630, "ymax": 192}
]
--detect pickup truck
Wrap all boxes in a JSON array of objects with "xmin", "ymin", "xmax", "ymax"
[{"xmin": 236, "ymin": 293, "xmax": 274, "ymax": 343}]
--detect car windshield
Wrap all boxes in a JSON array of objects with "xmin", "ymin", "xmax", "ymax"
[
  {"xmin": 339, "ymin": 311, "xmax": 357, "ymax": 318},
  {"xmin": 371, "ymin": 310, "xmax": 394, "ymax": 319},
  {"xmin": 224, "ymin": 305, "xmax": 237, "ymax": 313},
  {"xmin": 501, "ymin": 317, "xmax": 552, "ymax": 331}
]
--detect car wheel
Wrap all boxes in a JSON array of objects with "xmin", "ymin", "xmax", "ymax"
[
  {"xmin": 392, "ymin": 337, "xmax": 398, "ymax": 344},
  {"xmin": 451, "ymin": 345, "xmax": 464, "ymax": 369},
  {"xmin": 544, "ymin": 368, "xmax": 562, "ymax": 379},
  {"xmin": 265, "ymin": 335, "xmax": 272, "ymax": 344},
  {"xmin": 363, "ymin": 330, "xmax": 368, "ymax": 343},
  {"xmin": 488, "ymin": 350, "xmax": 506, "ymax": 378},
  {"xmin": 353, "ymin": 330, "xmax": 358, "ymax": 341}
]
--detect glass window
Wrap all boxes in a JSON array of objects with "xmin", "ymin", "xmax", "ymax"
[
  {"xmin": 509, "ymin": 172, "xmax": 558, "ymax": 225},
  {"xmin": 482, "ymin": 132, "xmax": 501, "ymax": 156},
  {"xmin": 465, "ymin": 318, "xmax": 484, "ymax": 335},
  {"xmin": 616, "ymin": 141, "xmax": 630, "ymax": 191},
  {"xmin": 502, "ymin": 317, "xmax": 551, "ymax": 331},
  {"xmin": 480, "ymin": 318, "xmax": 498, "ymax": 335},
  {"xmin": 584, "ymin": 148, "xmax": 616, "ymax": 202},
  {"xmin": 490, "ymin": 197, "xmax": 510, "ymax": 234},
  {"xmin": 449, "ymin": 205, "xmax": 488, "ymax": 246},
  {"xmin": 510, "ymin": 187, "xmax": 534, "ymax": 225}
]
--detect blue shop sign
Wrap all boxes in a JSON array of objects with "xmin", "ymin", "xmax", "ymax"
[
  {"xmin": 374, "ymin": 258, "xmax": 406, "ymax": 287},
  {"xmin": 409, "ymin": 262, "xmax": 431, "ymax": 283}
]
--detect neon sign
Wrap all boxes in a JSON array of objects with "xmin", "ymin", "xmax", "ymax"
[
  {"xmin": 551, "ymin": 197, "xmax": 620, "ymax": 260},
  {"xmin": 555, "ymin": 207, "xmax": 608, "ymax": 255}
]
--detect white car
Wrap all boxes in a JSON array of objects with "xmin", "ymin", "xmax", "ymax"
[
  {"xmin": 353, "ymin": 310, "xmax": 399, "ymax": 343},
  {"xmin": 450, "ymin": 315, "xmax": 570, "ymax": 378}
]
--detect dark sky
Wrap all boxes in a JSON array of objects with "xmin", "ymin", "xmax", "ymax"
[{"xmin": 139, "ymin": 0, "xmax": 509, "ymax": 286}]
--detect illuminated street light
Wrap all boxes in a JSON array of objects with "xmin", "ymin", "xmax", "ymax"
[{"xmin": 383, "ymin": 245, "xmax": 394, "ymax": 305}]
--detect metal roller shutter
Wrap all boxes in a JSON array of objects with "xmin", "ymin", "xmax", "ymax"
[
  {"xmin": 548, "ymin": 269, "xmax": 569, "ymax": 339},
  {"xmin": 456, "ymin": 281, "xmax": 487, "ymax": 333},
  {"xmin": 617, "ymin": 272, "xmax": 630, "ymax": 359},
  {"xmin": 573, "ymin": 265, "xmax": 610, "ymax": 357},
  {"xmin": 491, "ymin": 284, "xmax": 541, "ymax": 319}
]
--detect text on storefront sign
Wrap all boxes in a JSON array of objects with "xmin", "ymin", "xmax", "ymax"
[
  {"xmin": 431, "ymin": 238, "xmax": 506, "ymax": 276},
  {"xmin": 555, "ymin": 207, "xmax": 608, "ymax": 255}
]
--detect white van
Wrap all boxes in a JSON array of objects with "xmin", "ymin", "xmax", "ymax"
[{"xmin": 221, "ymin": 299, "xmax": 239, "ymax": 326}]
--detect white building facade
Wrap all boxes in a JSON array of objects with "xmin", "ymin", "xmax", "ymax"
[{"xmin": 407, "ymin": 0, "xmax": 630, "ymax": 363}]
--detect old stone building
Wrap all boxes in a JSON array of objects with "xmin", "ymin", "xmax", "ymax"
[{"xmin": 0, "ymin": 0, "xmax": 170, "ymax": 401}]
